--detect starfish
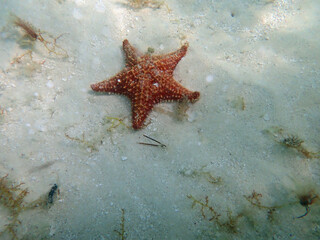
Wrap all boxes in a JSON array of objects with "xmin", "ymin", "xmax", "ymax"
[{"xmin": 91, "ymin": 39, "xmax": 200, "ymax": 129}]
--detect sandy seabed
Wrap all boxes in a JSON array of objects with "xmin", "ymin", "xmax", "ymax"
[{"xmin": 0, "ymin": 0, "xmax": 319, "ymax": 239}]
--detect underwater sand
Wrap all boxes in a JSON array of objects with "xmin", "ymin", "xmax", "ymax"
[{"xmin": 0, "ymin": 0, "xmax": 319, "ymax": 239}]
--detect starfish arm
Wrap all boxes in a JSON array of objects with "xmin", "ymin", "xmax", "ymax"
[
  {"xmin": 153, "ymin": 42, "xmax": 189, "ymax": 75},
  {"xmin": 131, "ymin": 93, "xmax": 155, "ymax": 129},
  {"xmin": 123, "ymin": 39, "xmax": 142, "ymax": 67},
  {"xmin": 90, "ymin": 69, "xmax": 134, "ymax": 96},
  {"xmin": 159, "ymin": 78, "xmax": 200, "ymax": 102}
]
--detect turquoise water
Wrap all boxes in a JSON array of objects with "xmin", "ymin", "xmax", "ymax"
[{"xmin": 0, "ymin": 0, "xmax": 319, "ymax": 239}]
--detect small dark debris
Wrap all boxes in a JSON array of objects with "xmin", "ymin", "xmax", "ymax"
[{"xmin": 47, "ymin": 184, "xmax": 58, "ymax": 205}]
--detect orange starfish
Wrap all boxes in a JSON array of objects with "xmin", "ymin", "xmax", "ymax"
[{"xmin": 91, "ymin": 39, "xmax": 200, "ymax": 129}]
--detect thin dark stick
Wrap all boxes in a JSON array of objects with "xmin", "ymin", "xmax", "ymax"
[
  {"xmin": 138, "ymin": 134, "xmax": 166, "ymax": 148},
  {"xmin": 138, "ymin": 142, "xmax": 161, "ymax": 147},
  {"xmin": 143, "ymin": 134, "xmax": 163, "ymax": 145},
  {"xmin": 297, "ymin": 207, "xmax": 310, "ymax": 219}
]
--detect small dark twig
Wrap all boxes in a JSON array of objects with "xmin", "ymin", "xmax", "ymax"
[
  {"xmin": 138, "ymin": 134, "xmax": 166, "ymax": 148},
  {"xmin": 138, "ymin": 142, "xmax": 161, "ymax": 147},
  {"xmin": 297, "ymin": 207, "xmax": 310, "ymax": 219}
]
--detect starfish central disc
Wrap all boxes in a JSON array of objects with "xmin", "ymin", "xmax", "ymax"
[{"xmin": 91, "ymin": 39, "xmax": 200, "ymax": 129}]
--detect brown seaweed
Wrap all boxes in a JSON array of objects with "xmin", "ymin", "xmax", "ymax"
[{"xmin": 12, "ymin": 15, "xmax": 68, "ymax": 57}]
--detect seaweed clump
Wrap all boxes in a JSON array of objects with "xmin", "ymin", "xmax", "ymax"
[
  {"xmin": 297, "ymin": 191, "xmax": 319, "ymax": 218},
  {"xmin": 244, "ymin": 190, "xmax": 283, "ymax": 222},
  {"xmin": 180, "ymin": 166, "xmax": 222, "ymax": 185},
  {"xmin": 264, "ymin": 126, "xmax": 319, "ymax": 159},
  {"xmin": 104, "ymin": 116, "xmax": 130, "ymax": 132},
  {"xmin": 9, "ymin": 50, "xmax": 45, "ymax": 77},
  {"xmin": 0, "ymin": 174, "xmax": 29, "ymax": 239},
  {"xmin": 65, "ymin": 132, "xmax": 98, "ymax": 153},
  {"xmin": 187, "ymin": 195, "xmax": 243, "ymax": 233},
  {"xmin": 12, "ymin": 15, "xmax": 68, "ymax": 57},
  {"xmin": 114, "ymin": 208, "xmax": 127, "ymax": 240},
  {"xmin": 0, "ymin": 175, "xmax": 59, "ymax": 239},
  {"xmin": 244, "ymin": 190, "xmax": 319, "ymax": 220}
]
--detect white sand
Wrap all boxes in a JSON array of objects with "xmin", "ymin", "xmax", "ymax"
[{"xmin": 0, "ymin": 0, "xmax": 319, "ymax": 239}]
